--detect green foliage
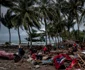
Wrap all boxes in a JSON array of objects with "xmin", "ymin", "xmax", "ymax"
[
  {"xmin": 1, "ymin": 9, "xmax": 14, "ymax": 29},
  {"xmin": 26, "ymin": 29, "xmax": 45, "ymax": 42},
  {"xmin": 4, "ymin": 42, "xmax": 10, "ymax": 47},
  {"xmin": 11, "ymin": 0, "xmax": 41, "ymax": 30}
]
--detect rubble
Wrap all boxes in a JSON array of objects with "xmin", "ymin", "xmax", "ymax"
[{"xmin": 0, "ymin": 42, "xmax": 85, "ymax": 70}]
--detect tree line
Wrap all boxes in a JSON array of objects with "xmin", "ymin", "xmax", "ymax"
[{"xmin": 0, "ymin": 0, "xmax": 85, "ymax": 48}]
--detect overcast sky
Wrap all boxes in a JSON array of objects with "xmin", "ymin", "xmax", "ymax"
[
  {"xmin": 0, "ymin": 5, "xmax": 85, "ymax": 44},
  {"xmin": 0, "ymin": 6, "xmax": 28, "ymax": 43},
  {"xmin": 0, "ymin": 6, "xmax": 45, "ymax": 44}
]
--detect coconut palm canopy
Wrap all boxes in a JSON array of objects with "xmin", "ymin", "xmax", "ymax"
[
  {"xmin": 0, "ymin": 0, "xmax": 85, "ymax": 47},
  {"xmin": 25, "ymin": 29, "xmax": 45, "ymax": 42},
  {"xmin": 0, "ymin": 9, "xmax": 14, "ymax": 44}
]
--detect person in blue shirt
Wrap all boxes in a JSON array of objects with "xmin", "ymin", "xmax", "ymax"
[{"xmin": 18, "ymin": 45, "xmax": 25, "ymax": 57}]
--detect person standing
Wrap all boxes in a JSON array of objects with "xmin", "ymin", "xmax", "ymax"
[
  {"xmin": 18, "ymin": 44, "xmax": 25, "ymax": 57},
  {"xmin": 43, "ymin": 46, "xmax": 48, "ymax": 54}
]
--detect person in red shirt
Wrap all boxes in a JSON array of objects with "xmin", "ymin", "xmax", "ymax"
[
  {"xmin": 72, "ymin": 43, "xmax": 78, "ymax": 52},
  {"xmin": 43, "ymin": 46, "xmax": 48, "ymax": 54},
  {"xmin": 31, "ymin": 53, "xmax": 36, "ymax": 60}
]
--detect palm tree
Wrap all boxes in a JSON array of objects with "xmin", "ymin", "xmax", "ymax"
[
  {"xmin": 38, "ymin": 0, "xmax": 49, "ymax": 46},
  {"xmin": 11, "ymin": 15, "xmax": 22, "ymax": 44},
  {"xmin": 69, "ymin": 0, "xmax": 85, "ymax": 40},
  {"xmin": 63, "ymin": 16, "xmax": 75, "ymax": 39},
  {"xmin": 59, "ymin": 0, "xmax": 85, "ymax": 40},
  {"xmin": 37, "ymin": 0, "xmax": 58, "ymax": 46},
  {"xmin": 11, "ymin": 0, "xmax": 41, "ymax": 48},
  {"xmin": 0, "ymin": 9, "xmax": 14, "ymax": 44},
  {"xmin": 0, "ymin": 0, "xmax": 18, "ymax": 30}
]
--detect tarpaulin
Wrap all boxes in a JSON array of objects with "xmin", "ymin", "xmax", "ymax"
[
  {"xmin": 53, "ymin": 54, "xmax": 72, "ymax": 69},
  {"xmin": 0, "ymin": 51, "xmax": 14, "ymax": 60},
  {"xmin": 53, "ymin": 54, "xmax": 78, "ymax": 70},
  {"xmin": 66, "ymin": 59, "xmax": 78, "ymax": 70}
]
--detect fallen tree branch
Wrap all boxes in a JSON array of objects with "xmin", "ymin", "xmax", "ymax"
[
  {"xmin": 78, "ymin": 62, "xmax": 81, "ymax": 68},
  {"xmin": 77, "ymin": 54, "xmax": 85, "ymax": 65}
]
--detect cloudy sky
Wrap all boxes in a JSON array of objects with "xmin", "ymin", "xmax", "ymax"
[{"xmin": 0, "ymin": 6, "xmax": 85, "ymax": 44}]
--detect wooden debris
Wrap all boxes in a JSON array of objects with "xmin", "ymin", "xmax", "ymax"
[{"xmin": 77, "ymin": 54, "xmax": 85, "ymax": 65}]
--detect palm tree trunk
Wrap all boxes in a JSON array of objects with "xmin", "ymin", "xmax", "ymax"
[
  {"xmin": 44, "ymin": 18, "xmax": 47, "ymax": 46},
  {"xmin": 8, "ymin": 29, "xmax": 11, "ymax": 44},
  {"xmin": 77, "ymin": 23, "xmax": 80, "ymax": 40},
  {"xmin": 18, "ymin": 27, "xmax": 21, "ymax": 44},
  {"xmin": 28, "ymin": 26, "xmax": 32, "ymax": 48},
  {"xmin": 72, "ymin": 26, "xmax": 75, "ymax": 40},
  {"xmin": 57, "ymin": 36, "xmax": 60, "ymax": 49},
  {"xmin": 67, "ymin": 27, "xmax": 70, "ymax": 39},
  {"xmin": 26, "ymin": 30, "xmax": 29, "ymax": 46},
  {"xmin": 54, "ymin": 36, "xmax": 57, "ymax": 48},
  {"xmin": 55, "ymin": 34, "xmax": 58, "ymax": 44},
  {"xmin": 55, "ymin": 36, "xmax": 56, "ymax": 44},
  {"xmin": 48, "ymin": 36, "xmax": 51, "ymax": 44}
]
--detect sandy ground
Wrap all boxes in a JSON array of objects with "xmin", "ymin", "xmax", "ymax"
[{"xmin": 0, "ymin": 59, "xmax": 56, "ymax": 70}]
